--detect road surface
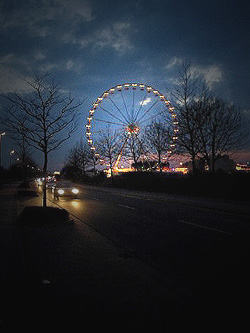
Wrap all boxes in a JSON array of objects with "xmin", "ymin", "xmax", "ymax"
[
  {"xmin": 48, "ymin": 184, "xmax": 250, "ymax": 285},
  {"xmin": 14, "ymin": 183, "xmax": 250, "ymax": 329}
]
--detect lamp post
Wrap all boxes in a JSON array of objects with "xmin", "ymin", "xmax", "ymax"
[
  {"xmin": 9, "ymin": 150, "xmax": 15, "ymax": 168},
  {"xmin": 0, "ymin": 132, "xmax": 6, "ymax": 168}
]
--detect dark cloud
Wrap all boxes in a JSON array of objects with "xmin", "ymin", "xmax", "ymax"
[{"xmin": 1, "ymin": 0, "xmax": 250, "ymax": 168}]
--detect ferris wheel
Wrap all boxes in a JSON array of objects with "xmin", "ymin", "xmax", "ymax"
[{"xmin": 86, "ymin": 83, "xmax": 178, "ymax": 171}]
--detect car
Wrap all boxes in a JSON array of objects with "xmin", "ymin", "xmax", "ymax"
[
  {"xmin": 52, "ymin": 180, "xmax": 80, "ymax": 200},
  {"xmin": 35, "ymin": 177, "xmax": 44, "ymax": 186},
  {"xmin": 46, "ymin": 180, "xmax": 56, "ymax": 191}
]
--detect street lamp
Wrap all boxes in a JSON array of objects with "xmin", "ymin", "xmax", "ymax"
[
  {"xmin": 0, "ymin": 132, "xmax": 6, "ymax": 168},
  {"xmin": 9, "ymin": 149, "xmax": 15, "ymax": 168}
]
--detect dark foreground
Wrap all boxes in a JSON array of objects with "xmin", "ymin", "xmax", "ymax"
[{"xmin": 1, "ymin": 182, "xmax": 250, "ymax": 331}]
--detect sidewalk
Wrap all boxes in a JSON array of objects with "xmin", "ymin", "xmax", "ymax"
[
  {"xmin": 0, "ymin": 183, "xmax": 194, "ymax": 330},
  {"xmin": 0, "ymin": 183, "xmax": 25, "ymax": 289},
  {"xmin": 0, "ymin": 183, "xmax": 27, "ymax": 325}
]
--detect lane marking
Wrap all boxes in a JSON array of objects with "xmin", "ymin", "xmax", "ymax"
[
  {"xmin": 178, "ymin": 219, "xmax": 232, "ymax": 235},
  {"xmin": 118, "ymin": 204, "xmax": 135, "ymax": 210},
  {"xmin": 120, "ymin": 194, "xmax": 140, "ymax": 199}
]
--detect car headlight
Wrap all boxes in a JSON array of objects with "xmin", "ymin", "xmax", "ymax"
[
  {"xmin": 57, "ymin": 189, "xmax": 65, "ymax": 195},
  {"xmin": 72, "ymin": 188, "xmax": 79, "ymax": 194}
]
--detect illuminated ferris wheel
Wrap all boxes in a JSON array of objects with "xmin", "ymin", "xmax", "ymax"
[{"xmin": 86, "ymin": 83, "xmax": 178, "ymax": 171}]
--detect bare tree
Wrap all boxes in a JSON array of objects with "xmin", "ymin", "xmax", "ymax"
[
  {"xmin": 145, "ymin": 121, "xmax": 170, "ymax": 174},
  {"xmin": 65, "ymin": 138, "xmax": 91, "ymax": 180},
  {"xmin": 14, "ymin": 140, "xmax": 35, "ymax": 182},
  {"xmin": 2, "ymin": 73, "xmax": 83, "ymax": 206},
  {"xmin": 171, "ymin": 61, "xmax": 202, "ymax": 173},
  {"xmin": 97, "ymin": 127, "xmax": 120, "ymax": 181},
  {"xmin": 78, "ymin": 138, "xmax": 92, "ymax": 179},
  {"xmin": 125, "ymin": 134, "xmax": 144, "ymax": 171},
  {"xmin": 64, "ymin": 145, "xmax": 82, "ymax": 179},
  {"xmin": 172, "ymin": 62, "xmax": 243, "ymax": 172},
  {"xmin": 1, "ymin": 113, "xmax": 34, "ymax": 182},
  {"xmin": 196, "ymin": 97, "xmax": 243, "ymax": 172}
]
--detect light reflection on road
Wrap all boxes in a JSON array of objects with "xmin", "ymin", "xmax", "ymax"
[{"xmin": 69, "ymin": 200, "xmax": 82, "ymax": 210}]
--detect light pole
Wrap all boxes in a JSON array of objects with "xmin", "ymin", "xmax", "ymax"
[
  {"xmin": 9, "ymin": 150, "xmax": 15, "ymax": 168},
  {"xmin": 0, "ymin": 132, "xmax": 6, "ymax": 168}
]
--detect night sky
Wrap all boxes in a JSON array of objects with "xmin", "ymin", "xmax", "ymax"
[{"xmin": 0, "ymin": 0, "xmax": 250, "ymax": 170}]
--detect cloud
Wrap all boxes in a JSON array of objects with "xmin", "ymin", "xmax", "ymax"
[
  {"xmin": 65, "ymin": 60, "xmax": 83, "ymax": 72},
  {"xmin": 0, "ymin": 66, "xmax": 32, "ymax": 93},
  {"xmin": 34, "ymin": 51, "xmax": 46, "ymax": 61},
  {"xmin": 165, "ymin": 57, "xmax": 223, "ymax": 89},
  {"xmin": 38, "ymin": 58, "xmax": 83, "ymax": 73},
  {"xmin": 63, "ymin": 21, "xmax": 134, "ymax": 53},
  {"xmin": 95, "ymin": 22, "xmax": 134, "ymax": 52},
  {"xmin": 165, "ymin": 57, "xmax": 183, "ymax": 70},
  {"xmin": 140, "ymin": 97, "xmax": 151, "ymax": 106},
  {"xmin": 0, "ymin": 0, "xmax": 94, "ymax": 37},
  {"xmin": 0, "ymin": 53, "xmax": 30, "ymax": 74},
  {"xmin": 56, "ymin": 0, "xmax": 93, "ymax": 22},
  {"xmin": 190, "ymin": 64, "xmax": 223, "ymax": 88}
]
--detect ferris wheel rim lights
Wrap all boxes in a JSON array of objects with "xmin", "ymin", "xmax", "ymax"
[{"xmin": 86, "ymin": 83, "xmax": 178, "ymax": 158}]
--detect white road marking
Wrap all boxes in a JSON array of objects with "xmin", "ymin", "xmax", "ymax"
[
  {"xmin": 118, "ymin": 204, "xmax": 136, "ymax": 210},
  {"xmin": 178, "ymin": 219, "xmax": 232, "ymax": 235}
]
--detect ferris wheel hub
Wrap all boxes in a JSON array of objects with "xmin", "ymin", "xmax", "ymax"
[{"xmin": 126, "ymin": 123, "xmax": 140, "ymax": 135}]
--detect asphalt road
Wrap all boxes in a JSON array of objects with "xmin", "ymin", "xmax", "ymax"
[
  {"xmin": 44, "ymin": 184, "xmax": 250, "ymax": 327},
  {"xmin": 48, "ymin": 185, "xmax": 249, "ymax": 276},
  {"xmin": 6, "ymin": 183, "xmax": 249, "ymax": 330}
]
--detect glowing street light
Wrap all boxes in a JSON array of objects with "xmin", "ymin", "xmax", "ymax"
[
  {"xmin": 0, "ymin": 132, "xmax": 6, "ymax": 168},
  {"xmin": 9, "ymin": 149, "xmax": 15, "ymax": 168}
]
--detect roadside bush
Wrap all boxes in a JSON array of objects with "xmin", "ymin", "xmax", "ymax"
[{"xmin": 105, "ymin": 171, "xmax": 250, "ymax": 202}]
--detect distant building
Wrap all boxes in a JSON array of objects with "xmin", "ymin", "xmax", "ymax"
[
  {"xmin": 214, "ymin": 155, "xmax": 236, "ymax": 172},
  {"xmin": 182, "ymin": 159, "xmax": 205, "ymax": 173},
  {"xmin": 236, "ymin": 163, "xmax": 250, "ymax": 172},
  {"xmin": 182, "ymin": 155, "xmax": 236, "ymax": 173}
]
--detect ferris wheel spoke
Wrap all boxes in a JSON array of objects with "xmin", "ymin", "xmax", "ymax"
[
  {"xmin": 136, "ymin": 99, "xmax": 160, "ymax": 124},
  {"xmin": 92, "ymin": 128, "xmax": 120, "ymax": 134},
  {"xmin": 98, "ymin": 105, "xmax": 127, "ymax": 125},
  {"xmin": 134, "ymin": 90, "xmax": 148, "ymax": 123},
  {"xmin": 114, "ymin": 135, "xmax": 129, "ymax": 169},
  {"xmin": 108, "ymin": 95, "xmax": 130, "ymax": 123},
  {"xmin": 94, "ymin": 118, "xmax": 124, "ymax": 126},
  {"xmin": 139, "ymin": 108, "xmax": 166, "ymax": 125},
  {"xmin": 132, "ymin": 88, "xmax": 135, "ymax": 122},
  {"xmin": 121, "ymin": 91, "xmax": 130, "ymax": 122}
]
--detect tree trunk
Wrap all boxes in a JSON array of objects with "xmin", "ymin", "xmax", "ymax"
[
  {"xmin": 109, "ymin": 156, "xmax": 114, "ymax": 183},
  {"xmin": 43, "ymin": 151, "xmax": 48, "ymax": 207},
  {"xmin": 158, "ymin": 152, "xmax": 162, "ymax": 174},
  {"xmin": 210, "ymin": 126, "xmax": 216, "ymax": 173}
]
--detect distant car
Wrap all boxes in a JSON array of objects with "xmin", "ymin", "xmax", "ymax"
[
  {"xmin": 46, "ymin": 180, "xmax": 56, "ymax": 191},
  {"xmin": 35, "ymin": 178, "xmax": 44, "ymax": 186},
  {"xmin": 52, "ymin": 180, "xmax": 80, "ymax": 200}
]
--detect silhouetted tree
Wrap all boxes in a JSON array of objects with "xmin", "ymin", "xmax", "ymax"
[
  {"xmin": 65, "ymin": 138, "xmax": 91, "ymax": 180},
  {"xmin": 145, "ymin": 121, "xmax": 171, "ymax": 174},
  {"xmin": 195, "ymin": 97, "xmax": 243, "ymax": 172},
  {"xmin": 2, "ymin": 73, "xmax": 83, "ymax": 206},
  {"xmin": 97, "ymin": 127, "xmax": 120, "ymax": 181},
  {"xmin": 171, "ymin": 61, "xmax": 202, "ymax": 174}
]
